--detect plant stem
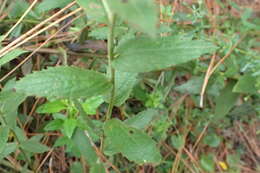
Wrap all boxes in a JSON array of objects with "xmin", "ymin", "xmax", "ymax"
[{"xmin": 102, "ymin": 0, "xmax": 116, "ymax": 120}]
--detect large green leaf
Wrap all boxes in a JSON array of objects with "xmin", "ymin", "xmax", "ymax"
[
  {"xmin": 124, "ymin": 109, "xmax": 159, "ymax": 130},
  {"xmin": 233, "ymin": 74, "xmax": 258, "ymax": 94},
  {"xmin": 215, "ymin": 81, "xmax": 239, "ymax": 118},
  {"xmin": 15, "ymin": 66, "xmax": 112, "ymax": 99},
  {"xmin": 0, "ymin": 49, "xmax": 27, "ymax": 66},
  {"xmin": 113, "ymin": 36, "xmax": 217, "ymax": 73},
  {"xmin": 106, "ymin": 0, "xmax": 158, "ymax": 36},
  {"xmin": 104, "ymin": 119, "xmax": 162, "ymax": 164}
]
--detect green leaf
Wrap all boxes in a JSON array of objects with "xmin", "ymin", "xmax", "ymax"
[
  {"xmin": 151, "ymin": 115, "xmax": 172, "ymax": 141},
  {"xmin": 8, "ymin": 0, "xmax": 38, "ymax": 19},
  {"xmin": 70, "ymin": 162, "xmax": 84, "ymax": 173},
  {"xmin": 35, "ymin": 0, "xmax": 73, "ymax": 13},
  {"xmin": 44, "ymin": 119, "xmax": 64, "ymax": 131},
  {"xmin": 90, "ymin": 163, "xmax": 106, "ymax": 173},
  {"xmin": 0, "ymin": 143, "xmax": 17, "ymax": 160},
  {"xmin": 175, "ymin": 76, "xmax": 203, "ymax": 94},
  {"xmin": 9, "ymin": 0, "xmax": 29, "ymax": 18},
  {"xmin": 113, "ymin": 36, "xmax": 217, "ymax": 73},
  {"xmin": 200, "ymin": 154, "xmax": 215, "ymax": 172},
  {"xmin": 0, "ymin": 91, "xmax": 26, "ymax": 128},
  {"xmin": 20, "ymin": 139, "xmax": 49, "ymax": 153},
  {"xmin": 15, "ymin": 66, "xmax": 112, "ymax": 99},
  {"xmin": 233, "ymin": 74, "xmax": 258, "ymax": 94},
  {"xmin": 82, "ymin": 96, "xmax": 104, "ymax": 115},
  {"xmin": 72, "ymin": 128, "xmax": 98, "ymax": 165},
  {"xmin": 203, "ymin": 133, "xmax": 221, "ymax": 148},
  {"xmin": 62, "ymin": 118, "xmax": 77, "ymax": 138},
  {"xmin": 36, "ymin": 100, "xmax": 68, "ymax": 113},
  {"xmin": 76, "ymin": 0, "xmax": 106, "ymax": 23},
  {"xmin": 0, "ymin": 49, "xmax": 27, "ymax": 66},
  {"xmin": 171, "ymin": 135, "xmax": 185, "ymax": 150},
  {"xmin": 106, "ymin": 0, "xmax": 158, "ymax": 36},
  {"xmin": 0, "ymin": 127, "xmax": 9, "ymax": 151},
  {"xmin": 125, "ymin": 109, "xmax": 159, "ymax": 130},
  {"xmin": 215, "ymin": 81, "xmax": 239, "ymax": 119},
  {"xmin": 104, "ymin": 119, "xmax": 162, "ymax": 164},
  {"xmin": 106, "ymin": 71, "xmax": 137, "ymax": 106}
]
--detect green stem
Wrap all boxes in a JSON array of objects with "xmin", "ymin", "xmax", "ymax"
[{"xmin": 101, "ymin": 0, "xmax": 116, "ymax": 120}]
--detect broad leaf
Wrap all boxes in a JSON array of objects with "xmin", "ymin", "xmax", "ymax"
[
  {"xmin": 35, "ymin": 0, "xmax": 72, "ymax": 13},
  {"xmin": 63, "ymin": 118, "xmax": 77, "ymax": 138},
  {"xmin": 233, "ymin": 74, "xmax": 258, "ymax": 94},
  {"xmin": 125, "ymin": 109, "xmax": 159, "ymax": 129},
  {"xmin": 90, "ymin": 163, "xmax": 106, "ymax": 173},
  {"xmin": 44, "ymin": 119, "xmax": 63, "ymax": 131},
  {"xmin": 0, "ymin": 127, "xmax": 9, "ymax": 151},
  {"xmin": 82, "ymin": 96, "xmax": 104, "ymax": 115},
  {"xmin": 200, "ymin": 154, "xmax": 215, "ymax": 172},
  {"xmin": 72, "ymin": 128, "xmax": 98, "ymax": 165},
  {"xmin": 113, "ymin": 36, "xmax": 217, "ymax": 73},
  {"xmin": 70, "ymin": 162, "xmax": 84, "ymax": 173},
  {"xmin": 20, "ymin": 140, "xmax": 49, "ymax": 153},
  {"xmin": 76, "ymin": 0, "xmax": 106, "ymax": 23},
  {"xmin": 0, "ymin": 143, "xmax": 17, "ymax": 160},
  {"xmin": 105, "ymin": 71, "xmax": 137, "ymax": 106},
  {"xmin": 15, "ymin": 66, "xmax": 112, "ymax": 99},
  {"xmin": 106, "ymin": 0, "xmax": 158, "ymax": 36},
  {"xmin": 203, "ymin": 133, "xmax": 221, "ymax": 148},
  {"xmin": 36, "ymin": 100, "xmax": 68, "ymax": 113},
  {"xmin": 0, "ymin": 49, "xmax": 27, "ymax": 66},
  {"xmin": 171, "ymin": 135, "xmax": 185, "ymax": 150},
  {"xmin": 215, "ymin": 81, "xmax": 239, "ymax": 118},
  {"xmin": 0, "ymin": 91, "xmax": 26, "ymax": 128},
  {"xmin": 104, "ymin": 119, "xmax": 162, "ymax": 164}
]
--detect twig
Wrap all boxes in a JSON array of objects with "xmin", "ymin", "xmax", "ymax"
[
  {"xmin": 200, "ymin": 54, "xmax": 216, "ymax": 107},
  {"xmin": 36, "ymin": 148, "xmax": 54, "ymax": 172},
  {"xmin": 209, "ymin": 35, "xmax": 245, "ymax": 76}
]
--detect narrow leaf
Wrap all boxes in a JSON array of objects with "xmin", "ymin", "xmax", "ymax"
[
  {"xmin": 15, "ymin": 66, "xmax": 112, "ymax": 99},
  {"xmin": 0, "ymin": 49, "xmax": 27, "ymax": 66},
  {"xmin": 104, "ymin": 119, "xmax": 162, "ymax": 164},
  {"xmin": 113, "ymin": 36, "xmax": 217, "ymax": 73}
]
